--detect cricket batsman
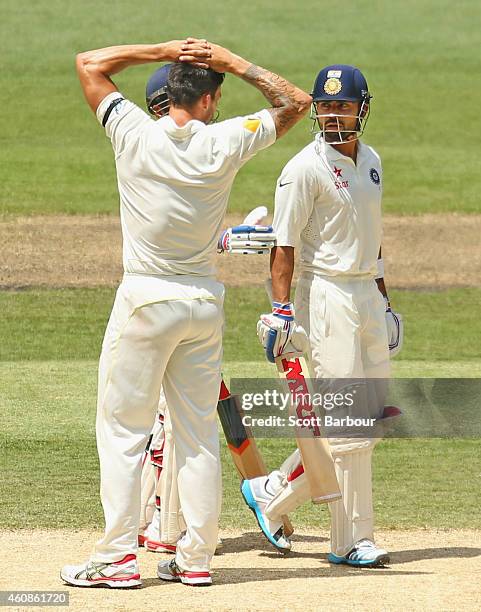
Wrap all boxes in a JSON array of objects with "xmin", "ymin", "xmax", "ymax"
[
  {"xmin": 244, "ymin": 65, "xmax": 403, "ymax": 565},
  {"xmin": 60, "ymin": 37, "xmax": 311, "ymax": 588}
]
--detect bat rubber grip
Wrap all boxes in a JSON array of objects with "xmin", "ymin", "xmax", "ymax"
[{"xmin": 266, "ymin": 329, "xmax": 277, "ymax": 363}]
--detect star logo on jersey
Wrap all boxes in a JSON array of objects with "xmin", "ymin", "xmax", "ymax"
[
  {"xmin": 369, "ymin": 168, "xmax": 380, "ymax": 185},
  {"xmin": 333, "ymin": 166, "xmax": 349, "ymax": 189}
]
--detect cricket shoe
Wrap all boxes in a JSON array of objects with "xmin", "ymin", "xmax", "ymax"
[
  {"xmin": 328, "ymin": 539, "xmax": 390, "ymax": 567},
  {"xmin": 144, "ymin": 538, "xmax": 177, "ymax": 553},
  {"xmin": 60, "ymin": 554, "xmax": 142, "ymax": 588},
  {"xmin": 143, "ymin": 536, "xmax": 223, "ymax": 554},
  {"xmin": 241, "ymin": 477, "xmax": 291, "ymax": 554},
  {"xmin": 157, "ymin": 558, "xmax": 212, "ymax": 586}
]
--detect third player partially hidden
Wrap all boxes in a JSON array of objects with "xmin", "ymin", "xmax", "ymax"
[{"xmin": 249, "ymin": 65, "xmax": 403, "ymax": 566}]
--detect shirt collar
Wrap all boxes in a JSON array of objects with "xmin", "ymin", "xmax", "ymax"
[
  {"xmin": 315, "ymin": 135, "xmax": 365, "ymax": 163},
  {"xmin": 159, "ymin": 115, "xmax": 206, "ymax": 140}
]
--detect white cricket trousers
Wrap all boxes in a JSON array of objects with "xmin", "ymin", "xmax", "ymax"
[
  {"xmin": 301, "ymin": 274, "xmax": 390, "ymax": 555},
  {"xmin": 92, "ymin": 274, "xmax": 224, "ymax": 572},
  {"xmin": 267, "ymin": 275, "xmax": 390, "ymax": 555}
]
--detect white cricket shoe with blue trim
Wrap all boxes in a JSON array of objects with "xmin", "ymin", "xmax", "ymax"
[
  {"xmin": 328, "ymin": 539, "xmax": 390, "ymax": 567},
  {"xmin": 241, "ymin": 477, "xmax": 291, "ymax": 554}
]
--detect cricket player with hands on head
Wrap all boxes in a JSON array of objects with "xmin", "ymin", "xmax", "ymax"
[
  {"xmin": 244, "ymin": 65, "xmax": 403, "ymax": 565},
  {"xmin": 61, "ymin": 37, "xmax": 311, "ymax": 588},
  {"xmin": 139, "ymin": 63, "xmax": 278, "ymax": 554},
  {"xmin": 142, "ymin": 64, "xmax": 279, "ymax": 554},
  {"xmin": 135, "ymin": 63, "xmax": 173, "ymax": 554}
]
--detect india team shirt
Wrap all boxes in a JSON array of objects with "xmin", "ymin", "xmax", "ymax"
[
  {"xmin": 96, "ymin": 92, "xmax": 276, "ymax": 277},
  {"xmin": 273, "ymin": 135, "xmax": 383, "ymax": 277}
]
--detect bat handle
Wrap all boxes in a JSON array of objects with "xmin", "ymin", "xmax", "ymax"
[{"xmin": 266, "ymin": 328, "xmax": 277, "ymax": 363}]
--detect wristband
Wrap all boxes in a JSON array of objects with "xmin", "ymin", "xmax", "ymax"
[
  {"xmin": 375, "ymin": 258, "xmax": 384, "ymax": 280},
  {"xmin": 272, "ymin": 301, "xmax": 294, "ymax": 321}
]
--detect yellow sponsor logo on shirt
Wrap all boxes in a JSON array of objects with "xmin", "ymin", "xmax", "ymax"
[{"xmin": 243, "ymin": 118, "xmax": 261, "ymax": 133}]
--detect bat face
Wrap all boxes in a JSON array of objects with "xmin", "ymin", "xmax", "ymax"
[
  {"xmin": 279, "ymin": 354, "xmax": 321, "ymax": 436},
  {"xmin": 274, "ymin": 352, "xmax": 341, "ymax": 504},
  {"xmin": 217, "ymin": 380, "xmax": 268, "ymax": 478},
  {"xmin": 218, "ymin": 393, "xmax": 264, "ymax": 471},
  {"xmin": 263, "ymin": 278, "xmax": 340, "ymax": 504}
]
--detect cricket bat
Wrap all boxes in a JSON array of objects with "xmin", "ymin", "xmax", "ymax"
[
  {"xmin": 274, "ymin": 351, "xmax": 341, "ymax": 504},
  {"xmin": 264, "ymin": 279, "xmax": 341, "ymax": 504},
  {"xmin": 217, "ymin": 378, "xmax": 294, "ymax": 537}
]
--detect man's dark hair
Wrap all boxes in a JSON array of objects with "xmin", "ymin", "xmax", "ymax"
[{"xmin": 166, "ymin": 63, "xmax": 225, "ymax": 108}]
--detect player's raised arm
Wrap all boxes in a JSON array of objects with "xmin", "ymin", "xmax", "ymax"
[
  {"xmin": 183, "ymin": 39, "xmax": 311, "ymax": 137},
  {"xmin": 76, "ymin": 39, "xmax": 212, "ymax": 113},
  {"xmin": 240, "ymin": 64, "xmax": 311, "ymax": 138}
]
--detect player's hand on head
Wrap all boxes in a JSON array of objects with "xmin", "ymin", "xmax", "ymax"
[
  {"xmin": 189, "ymin": 41, "xmax": 235, "ymax": 73},
  {"xmin": 177, "ymin": 37, "xmax": 212, "ymax": 69},
  {"xmin": 384, "ymin": 302, "xmax": 404, "ymax": 357},
  {"xmin": 162, "ymin": 39, "xmax": 195, "ymax": 61}
]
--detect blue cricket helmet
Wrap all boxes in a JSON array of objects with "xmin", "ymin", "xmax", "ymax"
[
  {"xmin": 310, "ymin": 64, "xmax": 372, "ymax": 142},
  {"xmin": 146, "ymin": 63, "xmax": 173, "ymax": 117},
  {"xmin": 312, "ymin": 64, "xmax": 371, "ymax": 103}
]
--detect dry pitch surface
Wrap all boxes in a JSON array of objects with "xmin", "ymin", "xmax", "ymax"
[
  {"xmin": 1, "ymin": 214, "xmax": 480, "ymax": 289},
  {"xmin": 2, "ymin": 529, "xmax": 481, "ymax": 611}
]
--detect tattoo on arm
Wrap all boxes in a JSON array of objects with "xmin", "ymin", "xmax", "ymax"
[{"xmin": 241, "ymin": 64, "xmax": 311, "ymax": 138}]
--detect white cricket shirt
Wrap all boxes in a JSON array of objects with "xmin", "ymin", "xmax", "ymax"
[
  {"xmin": 96, "ymin": 92, "xmax": 276, "ymax": 277},
  {"xmin": 273, "ymin": 135, "xmax": 383, "ymax": 278}
]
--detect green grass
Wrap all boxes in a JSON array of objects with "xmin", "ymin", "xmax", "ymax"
[
  {"xmin": 1, "ymin": 287, "xmax": 481, "ymax": 363},
  {"xmin": 1, "ymin": 360, "xmax": 480, "ymax": 530},
  {"xmin": 1, "ymin": 286, "xmax": 480, "ymax": 530},
  {"xmin": 1, "ymin": 0, "xmax": 481, "ymax": 215}
]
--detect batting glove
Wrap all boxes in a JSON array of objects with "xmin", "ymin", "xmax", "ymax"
[
  {"xmin": 217, "ymin": 205, "xmax": 276, "ymax": 255},
  {"xmin": 257, "ymin": 303, "xmax": 309, "ymax": 363},
  {"xmin": 384, "ymin": 298, "xmax": 404, "ymax": 357}
]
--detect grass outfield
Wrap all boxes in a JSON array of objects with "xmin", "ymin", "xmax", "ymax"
[
  {"xmin": 0, "ymin": 285, "xmax": 480, "ymax": 530},
  {"xmin": 2, "ymin": 287, "xmax": 481, "ymax": 363},
  {"xmin": 1, "ymin": 0, "xmax": 481, "ymax": 215},
  {"xmin": 1, "ymin": 359, "xmax": 480, "ymax": 531}
]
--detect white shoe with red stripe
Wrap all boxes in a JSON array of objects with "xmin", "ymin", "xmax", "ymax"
[
  {"xmin": 60, "ymin": 554, "xmax": 141, "ymax": 588},
  {"xmin": 157, "ymin": 558, "xmax": 212, "ymax": 586},
  {"xmin": 144, "ymin": 537, "xmax": 223, "ymax": 554},
  {"xmin": 145, "ymin": 539, "xmax": 177, "ymax": 553}
]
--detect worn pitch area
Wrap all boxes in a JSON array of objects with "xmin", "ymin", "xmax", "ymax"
[{"xmin": 1, "ymin": 214, "xmax": 480, "ymax": 289}]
